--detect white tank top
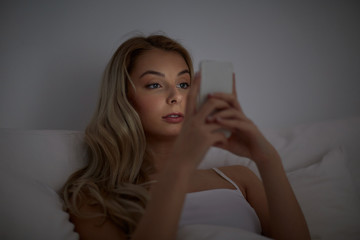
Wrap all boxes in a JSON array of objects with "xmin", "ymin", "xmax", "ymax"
[{"xmin": 179, "ymin": 168, "xmax": 262, "ymax": 234}]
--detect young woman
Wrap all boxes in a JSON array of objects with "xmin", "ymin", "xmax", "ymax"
[{"xmin": 62, "ymin": 34, "xmax": 310, "ymax": 240}]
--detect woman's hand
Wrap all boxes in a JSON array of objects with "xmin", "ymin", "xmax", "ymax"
[
  {"xmin": 171, "ymin": 72, "xmax": 230, "ymax": 170},
  {"xmin": 207, "ymin": 75, "xmax": 279, "ymax": 165}
]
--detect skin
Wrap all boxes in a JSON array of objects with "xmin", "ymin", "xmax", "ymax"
[{"xmin": 72, "ymin": 48, "xmax": 311, "ymax": 240}]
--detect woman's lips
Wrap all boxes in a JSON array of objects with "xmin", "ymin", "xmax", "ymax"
[{"xmin": 162, "ymin": 113, "xmax": 184, "ymax": 123}]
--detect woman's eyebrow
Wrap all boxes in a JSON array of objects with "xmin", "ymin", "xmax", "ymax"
[
  {"xmin": 139, "ymin": 69, "xmax": 190, "ymax": 79},
  {"xmin": 178, "ymin": 69, "xmax": 190, "ymax": 76},
  {"xmin": 140, "ymin": 70, "xmax": 165, "ymax": 79}
]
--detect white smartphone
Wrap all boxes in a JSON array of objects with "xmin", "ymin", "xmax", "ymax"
[
  {"xmin": 198, "ymin": 60, "xmax": 233, "ymax": 106},
  {"xmin": 198, "ymin": 60, "xmax": 233, "ymax": 137}
]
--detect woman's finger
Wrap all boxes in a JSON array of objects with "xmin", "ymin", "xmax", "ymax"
[
  {"xmin": 208, "ymin": 94, "xmax": 246, "ymax": 120},
  {"xmin": 208, "ymin": 74, "xmax": 247, "ymax": 115},
  {"xmin": 213, "ymin": 117, "xmax": 255, "ymax": 134},
  {"xmin": 197, "ymin": 97, "xmax": 231, "ymax": 121},
  {"xmin": 211, "ymin": 131, "xmax": 228, "ymax": 146},
  {"xmin": 208, "ymin": 94, "xmax": 246, "ymax": 118},
  {"xmin": 185, "ymin": 72, "xmax": 201, "ymax": 116},
  {"xmin": 232, "ymin": 75, "xmax": 246, "ymax": 115},
  {"xmin": 207, "ymin": 108, "xmax": 250, "ymax": 123}
]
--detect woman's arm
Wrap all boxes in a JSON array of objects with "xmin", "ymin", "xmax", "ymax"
[
  {"xmin": 208, "ymin": 76, "xmax": 310, "ymax": 240},
  {"xmin": 255, "ymin": 151, "xmax": 310, "ymax": 240},
  {"xmin": 235, "ymin": 147, "xmax": 310, "ymax": 239},
  {"xmin": 219, "ymin": 125, "xmax": 310, "ymax": 240}
]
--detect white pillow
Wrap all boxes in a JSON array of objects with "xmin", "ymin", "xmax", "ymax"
[
  {"xmin": 287, "ymin": 147, "xmax": 360, "ymax": 240},
  {"xmin": 261, "ymin": 117, "xmax": 360, "ymax": 186},
  {"xmin": 0, "ymin": 165, "xmax": 79, "ymax": 240},
  {"xmin": 0, "ymin": 129, "xmax": 86, "ymax": 193}
]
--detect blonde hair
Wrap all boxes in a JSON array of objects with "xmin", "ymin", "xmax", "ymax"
[{"xmin": 62, "ymin": 34, "xmax": 194, "ymax": 235}]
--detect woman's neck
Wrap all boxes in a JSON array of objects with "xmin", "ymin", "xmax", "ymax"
[{"xmin": 146, "ymin": 136, "xmax": 177, "ymax": 173}]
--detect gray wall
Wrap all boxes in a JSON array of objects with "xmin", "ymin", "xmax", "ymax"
[{"xmin": 1, "ymin": 1, "xmax": 359, "ymax": 130}]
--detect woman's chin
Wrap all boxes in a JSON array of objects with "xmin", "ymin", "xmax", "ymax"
[{"xmin": 146, "ymin": 130, "xmax": 181, "ymax": 141}]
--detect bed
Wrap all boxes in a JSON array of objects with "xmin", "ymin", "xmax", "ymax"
[{"xmin": 1, "ymin": 116, "xmax": 360, "ymax": 240}]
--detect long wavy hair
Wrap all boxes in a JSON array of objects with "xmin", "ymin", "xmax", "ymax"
[{"xmin": 62, "ymin": 34, "xmax": 194, "ymax": 235}]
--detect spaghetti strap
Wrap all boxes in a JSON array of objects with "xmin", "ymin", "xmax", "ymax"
[{"xmin": 212, "ymin": 167, "xmax": 240, "ymax": 191}]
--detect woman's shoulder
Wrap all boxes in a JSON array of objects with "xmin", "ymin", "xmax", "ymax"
[
  {"xmin": 216, "ymin": 165, "xmax": 261, "ymax": 196},
  {"xmin": 70, "ymin": 200, "xmax": 127, "ymax": 240},
  {"xmin": 216, "ymin": 165, "xmax": 257, "ymax": 180}
]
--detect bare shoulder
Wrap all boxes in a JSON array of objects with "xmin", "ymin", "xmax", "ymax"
[
  {"xmin": 70, "ymin": 202, "xmax": 127, "ymax": 240},
  {"xmin": 217, "ymin": 165, "xmax": 259, "ymax": 182},
  {"xmin": 217, "ymin": 165, "xmax": 262, "ymax": 196}
]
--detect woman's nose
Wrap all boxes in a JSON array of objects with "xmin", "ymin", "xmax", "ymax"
[{"xmin": 167, "ymin": 88, "xmax": 182, "ymax": 104}]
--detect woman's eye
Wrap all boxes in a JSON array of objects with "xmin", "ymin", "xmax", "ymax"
[
  {"xmin": 177, "ymin": 82, "xmax": 190, "ymax": 89},
  {"xmin": 146, "ymin": 83, "xmax": 161, "ymax": 89}
]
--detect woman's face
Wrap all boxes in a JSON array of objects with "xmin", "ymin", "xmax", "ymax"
[{"xmin": 128, "ymin": 48, "xmax": 191, "ymax": 140}]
